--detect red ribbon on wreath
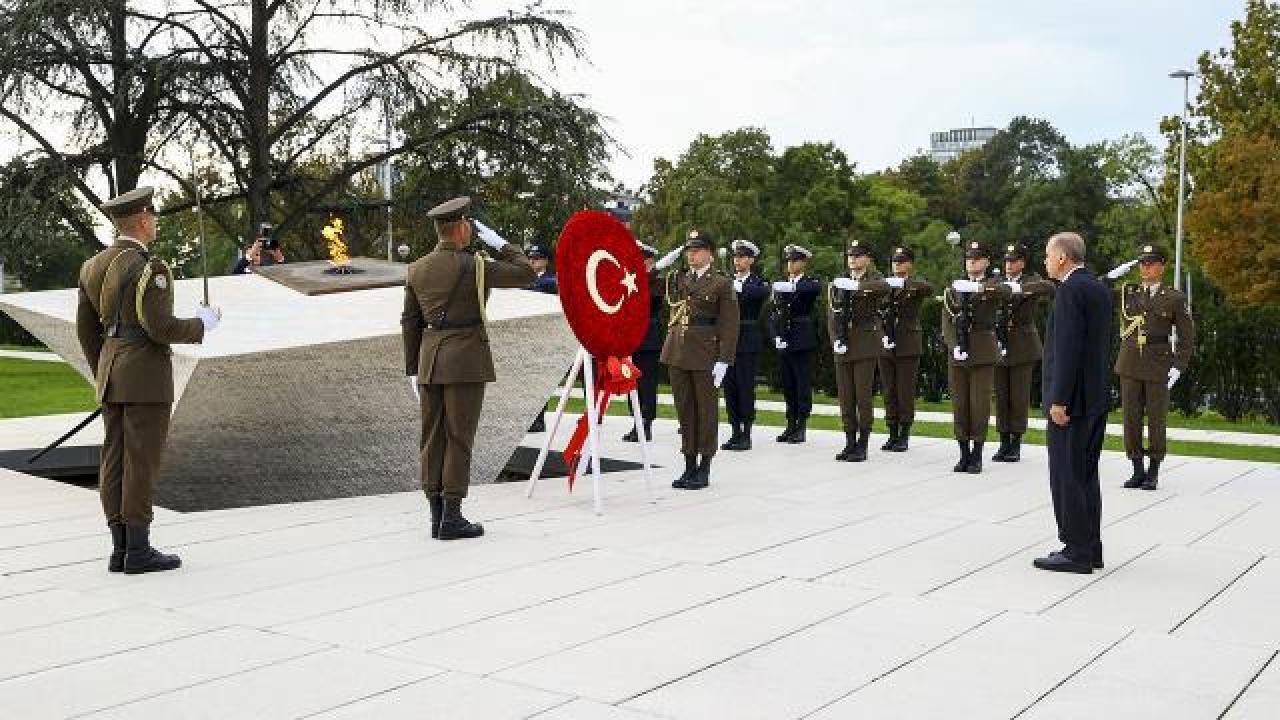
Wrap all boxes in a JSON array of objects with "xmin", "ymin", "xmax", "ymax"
[{"xmin": 562, "ymin": 356, "xmax": 641, "ymax": 490}]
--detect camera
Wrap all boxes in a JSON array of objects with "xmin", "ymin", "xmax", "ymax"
[{"xmin": 258, "ymin": 222, "xmax": 278, "ymax": 251}]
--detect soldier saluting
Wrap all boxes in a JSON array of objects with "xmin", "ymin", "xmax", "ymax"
[
  {"xmin": 1102, "ymin": 244, "xmax": 1195, "ymax": 490},
  {"xmin": 877, "ymin": 246, "xmax": 933, "ymax": 452},
  {"xmin": 402, "ymin": 197, "xmax": 536, "ymax": 540},
  {"xmin": 991, "ymin": 243, "xmax": 1055, "ymax": 463},
  {"xmin": 942, "ymin": 241, "xmax": 1012, "ymax": 474},
  {"xmin": 75, "ymin": 187, "xmax": 222, "ymax": 574},
  {"xmin": 660, "ymin": 230, "xmax": 739, "ymax": 490},
  {"xmin": 770, "ymin": 244, "xmax": 822, "ymax": 443},
  {"xmin": 721, "ymin": 239, "xmax": 769, "ymax": 451},
  {"xmin": 828, "ymin": 238, "xmax": 889, "ymax": 462}
]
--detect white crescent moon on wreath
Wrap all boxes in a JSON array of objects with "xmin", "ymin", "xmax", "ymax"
[{"xmin": 585, "ymin": 248, "xmax": 639, "ymax": 315}]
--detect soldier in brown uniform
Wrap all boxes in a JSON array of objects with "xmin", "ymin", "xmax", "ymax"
[
  {"xmin": 878, "ymin": 246, "xmax": 933, "ymax": 452},
  {"xmin": 991, "ymin": 243, "xmax": 1055, "ymax": 463},
  {"xmin": 828, "ymin": 239, "xmax": 890, "ymax": 462},
  {"xmin": 942, "ymin": 241, "xmax": 1012, "ymax": 474},
  {"xmin": 660, "ymin": 230, "xmax": 739, "ymax": 490},
  {"xmin": 75, "ymin": 187, "xmax": 221, "ymax": 574},
  {"xmin": 402, "ymin": 197, "xmax": 536, "ymax": 539},
  {"xmin": 1101, "ymin": 244, "xmax": 1195, "ymax": 490}
]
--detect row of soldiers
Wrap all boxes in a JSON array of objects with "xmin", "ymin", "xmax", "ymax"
[{"xmin": 557, "ymin": 230, "xmax": 1193, "ymax": 491}]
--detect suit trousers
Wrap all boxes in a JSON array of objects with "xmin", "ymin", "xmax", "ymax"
[
  {"xmin": 99, "ymin": 402, "xmax": 170, "ymax": 527},
  {"xmin": 994, "ymin": 362, "xmax": 1036, "ymax": 434},
  {"xmin": 948, "ymin": 364, "xmax": 994, "ymax": 442},
  {"xmin": 834, "ymin": 358, "xmax": 877, "ymax": 432},
  {"xmin": 669, "ymin": 366, "xmax": 719, "ymax": 457},
  {"xmin": 419, "ymin": 382, "xmax": 486, "ymax": 499},
  {"xmin": 1120, "ymin": 376, "xmax": 1169, "ymax": 461},
  {"xmin": 723, "ymin": 352, "xmax": 758, "ymax": 425},
  {"xmin": 628, "ymin": 350, "xmax": 661, "ymax": 424},
  {"xmin": 780, "ymin": 350, "xmax": 814, "ymax": 420},
  {"xmin": 878, "ymin": 355, "xmax": 921, "ymax": 424},
  {"xmin": 1047, "ymin": 411, "xmax": 1107, "ymax": 563}
]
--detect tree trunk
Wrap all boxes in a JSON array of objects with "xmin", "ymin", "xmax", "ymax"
[{"xmin": 245, "ymin": 0, "xmax": 273, "ymax": 238}]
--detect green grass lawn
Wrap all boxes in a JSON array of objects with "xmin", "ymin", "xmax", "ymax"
[
  {"xmin": 0, "ymin": 358, "xmax": 96, "ymax": 418},
  {"xmin": 558, "ymin": 397, "xmax": 1280, "ymax": 464}
]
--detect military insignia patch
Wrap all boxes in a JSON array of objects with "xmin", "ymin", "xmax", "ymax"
[{"xmin": 154, "ymin": 275, "xmax": 167, "ymax": 289}]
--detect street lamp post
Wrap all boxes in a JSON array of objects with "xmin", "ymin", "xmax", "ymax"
[{"xmin": 1170, "ymin": 69, "xmax": 1195, "ymax": 292}]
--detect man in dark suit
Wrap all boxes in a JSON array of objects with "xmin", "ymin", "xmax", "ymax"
[{"xmin": 1036, "ymin": 231, "xmax": 1113, "ymax": 574}]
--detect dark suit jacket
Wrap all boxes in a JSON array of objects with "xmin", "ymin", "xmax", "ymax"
[
  {"xmin": 1042, "ymin": 267, "xmax": 1113, "ymax": 417},
  {"xmin": 769, "ymin": 274, "xmax": 822, "ymax": 352},
  {"xmin": 734, "ymin": 272, "xmax": 770, "ymax": 354}
]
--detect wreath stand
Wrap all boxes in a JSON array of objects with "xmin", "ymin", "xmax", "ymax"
[{"xmin": 525, "ymin": 346, "xmax": 654, "ymax": 515}]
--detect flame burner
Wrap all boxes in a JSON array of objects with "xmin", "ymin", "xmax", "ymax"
[{"xmin": 323, "ymin": 263, "xmax": 365, "ymax": 275}]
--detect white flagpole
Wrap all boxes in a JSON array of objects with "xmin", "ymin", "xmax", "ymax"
[
  {"xmin": 526, "ymin": 347, "xmax": 585, "ymax": 499},
  {"xmin": 628, "ymin": 388, "xmax": 654, "ymax": 499}
]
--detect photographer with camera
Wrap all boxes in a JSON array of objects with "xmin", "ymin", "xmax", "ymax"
[{"xmin": 231, "ymin": 222, "xmax": 286, "ymax": 274}]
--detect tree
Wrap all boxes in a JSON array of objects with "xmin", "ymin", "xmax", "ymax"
[
  {"xmin": 0, "ymin": 157, "xmax": 94, "ymax": 289},
  {"xmin": 1185, "ymin": 131, "xmax": 1280, "ymax": 304}
]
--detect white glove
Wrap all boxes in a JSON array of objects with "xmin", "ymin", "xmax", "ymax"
[
  {"xmin": 886, "ymin": 277, "xmax": 905, "ymax": 289},
  {"xmin": 712, "ymin": 361, "xmax": 729, "ymax": 388},
  {"xmin": 655, "ymin": 246, "xmax": 682, "ymax": 270},
  {"xmin": 951, "ymin": 280, "xmax": 982, "ymax": 293},
  {"xmin": 1106, "ymin": 259, "xmax": 1139, "ymax": 280},
  {"xmin": 473, "ymin": 220, "xmax": 507, "ymax": 251},
  {"xmin": 1168, "ymin": 367, "xmax": 1181, "ymax": 389},
  {"xmin": 833, "ymin": 340, "xmax": 847, "ymax": 355},
  {"xmin": 772, "ymin": 280, "xmax": 797, "ymax": 293},
  {"xmin": 196, "ymin": 305, "xmax": 222, "ymax": 332},
  {"xmin": 832, "ymin": 277, "xmax": 857, "ymax": 291},
  {"xmin": 774, "ymin": 337, "xmax": 788, "ymax": 350},
  {"xmin": 408, "ymin": 375, "xmax": 420, "ymax": 400},
  {"xmin": 953, "ymin": 346, "xmax": 969, "ymax": 361},
  {"xmin": 733, "ymin": 279, "xmax": 743, "ymax": 293},
  {"xmin": 882, "ymin": 336, "xmax": 895, "ymax": 350},
  {"xmin": 1004, "ymin": 281, "xmax": 1022, "ymax": 294}
]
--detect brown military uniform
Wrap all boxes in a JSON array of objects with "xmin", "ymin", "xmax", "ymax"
[
  {"xmin": 402, "ymin": 241, "xmax": 535, "ymax": 498},
  {"xmin": 1113, "ymin": 282, "xmax": 1195, "ymax": 462},
  {"xmin": 76, "ymin": 237, "xmax": 205, "ymax": 527},
  {"xmin": 878, "ymin": 276, "xmax": 933, "ymax": 425},
  {"xmin": 828, "ymin": 268, "xmax": 889, "ymax": 433},
  {"xmin": 660, "ymin": 267, "xmax": 739, "ymax": 457},
  {"xmin": 942, "ymin": 279, "xmax": 1012, "ymax": 442},
  {"xmin": 994, "ymin": 273, "xmax": 1055, "ymax": 434}
]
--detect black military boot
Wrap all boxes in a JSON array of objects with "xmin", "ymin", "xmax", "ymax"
[
  {"xmin": 643, "ymin": 418, "xmax": 654, "ymax": 442},
  {"xmin": 427, "ymin": 495, "xmax": 443, "ymax": 539},
  {"xmin": 108, "ymin": 524, "xmax": 126, "ymax": 573},
  {"xmin": 621, "ymin": 425, "xmax": 639, "ymax": 442},
  {"xmin": 788, "ymin": 417, "xmax": 808, "ymax": 444},
  {"xmin": 123, "ymin": 525, "xmax": 182, "ymax": 575},
  {"xmin": 851, "ymin": 429, "xmax": 870, "ymax": 462},
  {"xmin": 1004, "ymin": 434, "xmax": 1022, "ymax": 462},
  {"xmin": 892, "ymin": 422, "xmax": 912, "ymax": 452},
  {"xmin": 880, "ymin": 423, "xmax": 899, "ymax": 452},
  {"xmin": 835, "ymin": 430, "xmax": 857, "ymax": 461},
  {"xmin": 438, "ymin": 498, "xmax": 484, "ymax": 540},
  {"xmin": 967, "ymin": 441, "xmax": 985, "ymax": 474},
  {"xmin": 721, "ymin": 423, "xmax": 742, "ymax": 451},
  {"xmin": 672, "ymin": 453, "xmax": 697, "ymax": 489},
  {"xmin": 776, "ymin": 415, "xmax": 796, "ymax": 442},
  {"xmin": 953, "ymin": 441, "xmax": 971, "ymax": 473},
  {"xmin": 686, "ymin": 455, "xmax": 711, "ymax": 490},
  {"xmin": 1141, "ymin": 458, "xmax": 1161, "ymax": 491},
  {"xmin": 991, "ymin": 433, "xmax": 1010, "ymax": 462},
  {"xmin": 738, "ymin": 421, "xmax": 753, "ymax": 451},
  {"xmin": 529, "ymin": 414, "xmax": 546, "ymax": 433},
  {"xmin": 1123, "ymin": 457, "xmax": 1146, "ymax": 489}
]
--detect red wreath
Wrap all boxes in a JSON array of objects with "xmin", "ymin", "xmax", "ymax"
[{"xmin": 555, "ymin": 211, "xmax": 649, "ymax": 359}]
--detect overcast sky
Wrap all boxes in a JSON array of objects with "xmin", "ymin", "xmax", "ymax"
[
  {"xmin": 0, "ymin": 1, "xmax": 1241, "ymax": 193},
  {"xmin": 538, "ymin": 0, "xmax": 1239, "ymax": 188}
]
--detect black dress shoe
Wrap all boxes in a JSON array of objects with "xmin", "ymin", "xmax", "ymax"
[
  {"xmin": 1033, "ymin": 552, "xmax": 1092, "ymax": 574},
  {"xmin": 621, "ymin": 427, "xmax": 639, "ymax": 443}
]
